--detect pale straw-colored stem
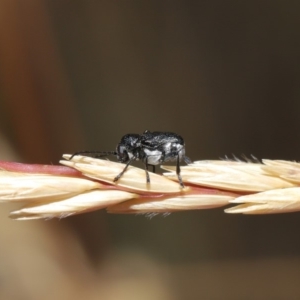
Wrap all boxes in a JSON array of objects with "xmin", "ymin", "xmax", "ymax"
[{"xmin": 0, "ymin": 156, "xmax": 299, "ymax": 220}]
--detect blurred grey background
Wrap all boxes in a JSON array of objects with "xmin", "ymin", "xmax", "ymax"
[{"xmin": 1, "ymin": 1, "xmax": 300, "ymax": 299}]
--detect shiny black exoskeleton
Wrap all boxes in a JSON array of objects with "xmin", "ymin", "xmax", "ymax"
[{"xmin": 70, "ymin": 130, "xmax": 191, "ymax": 188}]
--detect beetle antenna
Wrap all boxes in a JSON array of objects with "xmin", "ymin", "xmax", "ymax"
[{"xmin": 69, "ymin": 151, "xmax": 117, "ymax": 160}]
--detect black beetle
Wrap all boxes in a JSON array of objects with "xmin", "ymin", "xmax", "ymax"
[{"xmin": 70, "ymin": 130, "xmax": 191, "ymax": 188}]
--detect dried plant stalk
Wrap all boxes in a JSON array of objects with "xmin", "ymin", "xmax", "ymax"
[{"xmin": 0, "ymin": 156, "xmax": 299, "ymax": 220}]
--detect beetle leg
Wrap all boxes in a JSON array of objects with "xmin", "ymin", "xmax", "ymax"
[
  {"xmin": 113, "ymin": 156, "xmax": 136, "ymax": 182},
  {"xmin": 176, "ymin": 155, "xmax": 185, "ymax": 188},
  {"xmin": 144, "ymin": 158, "xmax": 151, "ymax": 184},
  {"xmin": 183, "ymin": 155, "xmax": 192, "ymax": 164}
]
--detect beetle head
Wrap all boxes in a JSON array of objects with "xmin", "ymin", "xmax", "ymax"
[{"xmin": 116, "ymin": 134, "xmax": 141, "ymax": 162}]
